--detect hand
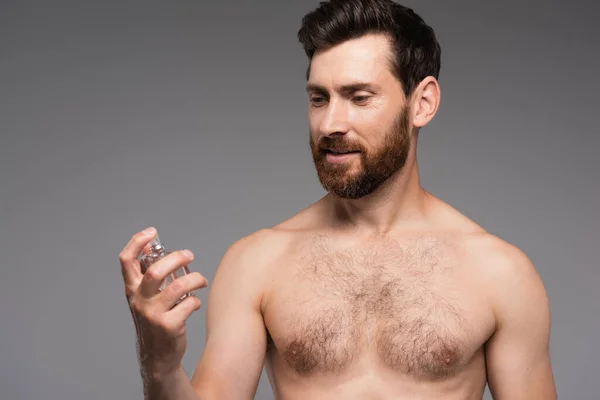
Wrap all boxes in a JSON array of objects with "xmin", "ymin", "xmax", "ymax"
[{"xmin": 119, "ymin": 227, "xmax": 209, "ymax": 378}]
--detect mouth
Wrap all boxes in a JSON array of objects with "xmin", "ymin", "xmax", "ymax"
[
  {"xmin": 323, "ymin": 149, "xmax": 360, "ymax": 155},
  {"xmin": 322, "ymin": 149, "xmax": 360, "ymax": 164}
]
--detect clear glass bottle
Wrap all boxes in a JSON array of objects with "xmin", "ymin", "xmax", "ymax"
[{"xmin": 139, "ymin": 233, "xmax": 195, "ymax": 304}]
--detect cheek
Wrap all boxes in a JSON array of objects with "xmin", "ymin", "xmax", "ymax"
[
  {"xmin": 349, "ymin": 106, "xmax": 396, "ymax": 132},
  {"xmin": 308, "ymin": 114, "xmax": 321, "ymax": 135},
  {"xmin": 348, "ymin": 106, "xmax": 386, "ymax": 128},
  {"xmin": 308, "ymin": 125, "xmax": 319, "ymax": 146}
]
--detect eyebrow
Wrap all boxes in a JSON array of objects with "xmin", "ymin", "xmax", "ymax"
[{"xmin": 305, "ymin": 82, "xmax": 380, "ymax": 95}]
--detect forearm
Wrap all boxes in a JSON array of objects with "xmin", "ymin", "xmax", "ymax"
[{"xmin": 143, "ymin": 365, "xmax": 200, "ymax": 400}]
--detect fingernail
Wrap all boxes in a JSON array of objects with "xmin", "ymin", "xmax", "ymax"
[
  {"xmin": 183, "ymin": 249, "xmax": 194, "ymax": 259},
  {"xmin": 143, "ymin": 227, "xmax": 156, "ymax": 236}
]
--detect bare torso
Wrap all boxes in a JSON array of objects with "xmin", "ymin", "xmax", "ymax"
[{"xmin": 258, "ymin": 197, "xmax": 498, "ymax": 399}]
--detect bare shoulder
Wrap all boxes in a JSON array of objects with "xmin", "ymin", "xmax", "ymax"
[
  {"xmin": 458, "ymin": 232, "xmax": 551, "ymax": 328},
  {"xmin": 432, "ymin": 195, "xmax": 545, "ymax": 287},
  {"xmin": 212, "ymin": 198, "xmax": 323, "ymax": 293},
  {"xmin": 214, "ymin": 206, "xmax": 317, "ymax": 278},
  {"xmin": 215, "ymin": 227, "xmax": 294, "ymax": 279},
  {"xmin": 460, "ymin": 232, "xmax": 543, "ymax": 286},
  {"xmin": 429, "ymin": 195, "xmax": 551, "ymax": 336}
]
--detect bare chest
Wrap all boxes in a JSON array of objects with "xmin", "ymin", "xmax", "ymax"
[{"xmin": 263, "ymin": 235, "xmax": 493, "ymax": 381}]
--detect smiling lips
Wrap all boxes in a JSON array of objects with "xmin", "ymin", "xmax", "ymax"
[{"xmin": 323, "ymin": 149, "xmax": 360, "ymax": 163}]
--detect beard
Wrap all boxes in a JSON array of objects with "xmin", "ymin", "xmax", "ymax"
[{"xmin": 310, "ymin": 105, "xmax": 412, "ymax": 199}]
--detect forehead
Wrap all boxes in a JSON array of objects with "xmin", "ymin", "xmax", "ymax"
[{"xmin": 308, "ymin": 33, "xmax": 397, "ymax": 89}]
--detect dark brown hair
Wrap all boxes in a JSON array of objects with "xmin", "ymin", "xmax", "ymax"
[{"xmin": 297, "ymin": 0, "xmax": 441, "ymax": 97}]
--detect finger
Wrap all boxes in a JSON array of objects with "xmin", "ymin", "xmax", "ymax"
[
  {"xmin": 165, "ymin": 295, "xmax": 202, "ymax": 326},
  {"xmin": 119, "ymin": 227, "xmax": 157, "ymax": 287},
  {"xmin": 139, "ymin": 250, "xmax": 194, "ymax": 298},
  {"xmin": 159, "ymin": 272, "xmax": 208, "ymax": 311},
  {"xmin": 142, "ymin": 242, "xmax": 152, "ymax": 255}
]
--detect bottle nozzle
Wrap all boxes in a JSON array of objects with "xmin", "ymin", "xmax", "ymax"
[{"xmin": 148, "ymin": 234, "xmax": 165, "ymax": 252}]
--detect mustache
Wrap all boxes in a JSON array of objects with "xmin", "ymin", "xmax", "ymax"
[{"xmin": 316, "ymin": 136, "xmax": 365, "ymax": 152}]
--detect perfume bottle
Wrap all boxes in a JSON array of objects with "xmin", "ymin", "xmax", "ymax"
[{"xmin": 139, "ymin": 233, "xmax": 195, "ymax": 304}]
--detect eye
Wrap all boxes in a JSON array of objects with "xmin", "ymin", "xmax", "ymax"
[
  {"xmin": 310, "ymin": 96, "xmax": 327, "ymax": 107},
  {"xmin": 352, "ymin": 95, "xmax": 370, "ymax": 105}
]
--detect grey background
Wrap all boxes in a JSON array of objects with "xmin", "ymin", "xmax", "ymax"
[{"xmin": 1, "ymin": 0, "xmax": 598, "ymax": 399}]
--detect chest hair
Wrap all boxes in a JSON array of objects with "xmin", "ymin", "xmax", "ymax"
[{"xmin": 275, "ymin": 234, "xmax": 471, "ymax": 380}]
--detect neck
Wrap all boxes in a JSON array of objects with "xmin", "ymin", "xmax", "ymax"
[{"xmin": 324, "ymin": 156, "xmax": 431, "ymax": 236}]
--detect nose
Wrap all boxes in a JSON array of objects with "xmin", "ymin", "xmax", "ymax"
[{"xmin": 319, "ymin": 98, "xmax": 349, "ymax": 137}]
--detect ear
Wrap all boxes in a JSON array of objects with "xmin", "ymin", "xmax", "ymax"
[{"xmin": 411, "ymin": 77, "xmax": 441, "ymax": 128}]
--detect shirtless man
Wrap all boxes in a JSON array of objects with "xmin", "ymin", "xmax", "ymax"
[{"xmin": 119, "ymin": 0, "xmax": 557, "ymax": 398}]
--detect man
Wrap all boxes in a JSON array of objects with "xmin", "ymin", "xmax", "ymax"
[{"xmin": 119, "ymin": 0, "xmax": 557, "ymax": 398}]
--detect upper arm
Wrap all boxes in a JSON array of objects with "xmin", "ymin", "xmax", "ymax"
[
  {"xmin": 484, "ymin": 243, "xmax": 556, "ymax": 399},
  {"xmin": 190, "ymin": 231, "xmax": 271, "ymax": 399}
]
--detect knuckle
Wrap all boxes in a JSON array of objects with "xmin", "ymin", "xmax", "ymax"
[
  {"xmin": 145, "ymin": 267, "xmax": 162, "ymax": 282},
  {"xmin": 129, "ymin": 298, "xmax": 145, "ymax": 314},
  {"xmin": 157, "ymin": 317, "xmax": 174, "ymax": 333}
]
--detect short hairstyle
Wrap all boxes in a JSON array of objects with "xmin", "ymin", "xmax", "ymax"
[{"xmin": 297, "ymin": 0, "xmax": 441, "ymax": 97}]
